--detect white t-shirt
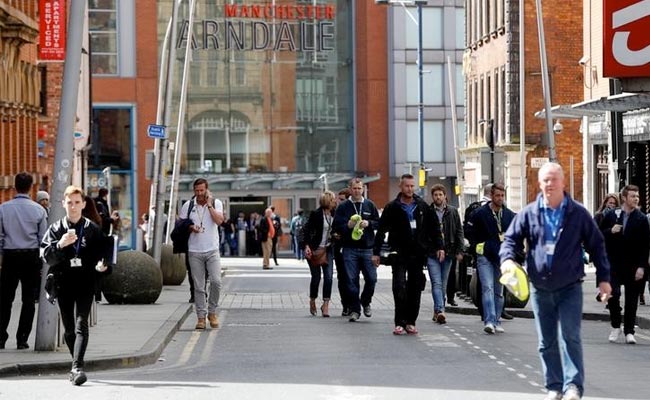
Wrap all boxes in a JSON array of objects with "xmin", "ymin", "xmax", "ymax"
[{"xmin": 181, "ymin": 199, "xmax": 223, "ymax": 253}]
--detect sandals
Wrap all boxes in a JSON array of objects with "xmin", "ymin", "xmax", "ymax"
[
  {"xmin": 393, "ymin": 326, "xmax": 406, "ymax": 335},
  {"xmin": 405, "ymin": 325, "xmax": 418, "ymax": 335}
]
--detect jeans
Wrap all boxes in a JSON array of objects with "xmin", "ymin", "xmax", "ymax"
[
  {"xmin": 530, "ymin": 282, "xmax": 584, "ymax": 396},
  {"xmin": 476, "ymin": 255, "xmax": 504, "ymax": 326},
  {"xmin": 392, "ymin": 255, "xmax": 425, "ymax": 327},
  {"xmin": 188, "ymin": 250, "xmax": 222, "ymax": 318},
  {"xmin": 58, "ymin": 289, "xmax": 94, "ymax": 369},
  {"xmin": 309, "ymin": 247, "xmax": 333, "ymax": 300},
  {"xmin": 426, "ymin": 256, "xmax": 452, "ymax": 313},
  {"xmin": 343, "ymin": 248, "xmax": 377, "ymax": 314},
  {"xmin": 292, "ymin": 234, "xmax": 304, "ymax": 260}
]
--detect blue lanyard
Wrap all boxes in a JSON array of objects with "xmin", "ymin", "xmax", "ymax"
[
  {"xmin": 541, "ymin": 198, "xmax": 565, "ymax": 242},
  {"xmin": 73, "ymin": 224, "xmax": 85, "ymax": 257}
]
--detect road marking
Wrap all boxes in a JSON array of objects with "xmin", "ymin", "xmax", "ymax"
[{"xmin": 178, "ymin": 331, "xmax": 201, "ymax": 365}]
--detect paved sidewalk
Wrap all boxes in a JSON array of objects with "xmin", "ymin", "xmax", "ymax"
[{"xmin": 0, "ymin": 258, "xmax": 648, "ymax": 377}]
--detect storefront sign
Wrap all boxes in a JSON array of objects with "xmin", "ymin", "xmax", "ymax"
[
  {"xmin": 603, "ymin": 0, "xmax": 650, "ymax": 77},
  {"xmin": 39, "ymin": 0, "xmax": 66, "ymax": 61},
  {"xmin": 177, "ymin": 4, "xmax": 336, "ymax": 51}
]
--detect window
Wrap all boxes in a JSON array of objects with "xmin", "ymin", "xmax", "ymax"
[
  {"xmin": 406, "ymin": 121, "xmax": 445, "ymax": 163},
  {"xmin": 89, "ymin": 0, "xmax": 118, "ymax": 75},
  {"xmin": 406, "ymin": 64, "xmax": 443, "ymax": 105},
  {"xmin": 89, "ymin": 107, "xmax": 132, "ymax": 169},
  {"xmin": 456, "ymin": 8, "xmax": 465, "ymax": 49},
  {"xmin": 405, "ymin": 7, "xmax": 443, "ymax": 49},
  {"xmin": 456, "ymin": 64, "xmax": 464, "ymax": 106}
]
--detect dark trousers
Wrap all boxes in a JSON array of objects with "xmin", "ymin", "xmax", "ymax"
[
  {"xmin": 185, "ymin": 253, "xmax": 195, "ymax": 297},
  {"xmin": 271, "ymin": 236, "xmax": 279, "ymax": 265},
  {"xmin": 58, "ymin": 288, "xmax": 94, "ymax": 369},
  {"xmin": 333, "ymin": 243, "xmax": 349, "ymax": 310},
  {"xmin": 608, "ymin": 277, "xmax": 644, "ymax": 335},
  {"xmin": 391, "ymin": 255, "xmax": 425, "ymax": 327},
  {"xmin": 0, "ymin": 250, "xmax": 41, "ymax": 345}
]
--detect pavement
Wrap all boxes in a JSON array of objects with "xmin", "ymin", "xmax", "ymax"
[{"xmin": 1, "ymin": 258, "xmax": 649, "ymax": 378}]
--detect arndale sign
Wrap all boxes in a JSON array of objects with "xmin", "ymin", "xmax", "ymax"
[{"xmin": 176, "ymin": 4, "xmax": 336, "ymax": 52}]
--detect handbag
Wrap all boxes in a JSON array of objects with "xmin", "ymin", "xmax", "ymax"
[{"xmin": 308, "ymin": 247, "xmax": 328, "ymax": 266}]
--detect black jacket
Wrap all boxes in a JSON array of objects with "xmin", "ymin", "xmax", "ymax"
[
  {"xmin": 258, "ymin": 216, "xmax": 273, "ymax": 242},
  {"xmin": 373, "ymin": 193, "xmax": 441, "ymax": 260},
  {"xmin": 333, "ymin": 198, "xmax": 380, "ymax": 249},
  {"xmin": 41, "ymin": 217, "xmax": 112, "ymax": 294},
  {"xmin": 301, "ymin": 207, "xmax": 333, "ymax": 251},
  {"xmin": 600, "ymin": 207, "xmax": 649, "ymax": 282},
  {"xmin": 430, "ymin": 204, "xmax": 465, "ymax": 257},
  {"xmin": 468, "ymin": 202, "xmax": 516, "ymax": 265}
]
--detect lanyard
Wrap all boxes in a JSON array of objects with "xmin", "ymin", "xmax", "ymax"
[
  {"xmin": 492, "ymin": 208, "xmax": 502, "ymax": 233},
  {"xmin": 352, "ymin": 199, "xmax": 363, "ymax": 216},
  {"xmin": 543, "ymin": 207, "xmax": 563, "ymax": 240},
  {"xmin": 73, "ymin": 224, "xmax": 85, "ymax": 257}
]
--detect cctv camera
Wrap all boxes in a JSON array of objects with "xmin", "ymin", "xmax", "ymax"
[
  {"xmin": 553, "ymin": 121, "xmax": 563, "ymax": 134},
  {"xmin": 578, "ymin": 56, "xmax": 589, "ymax": 66}
]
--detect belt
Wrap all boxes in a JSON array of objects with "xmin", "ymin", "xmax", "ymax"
[{"xmin": 3, "ymin": 248, "xmax": 39, "ymax": 254}]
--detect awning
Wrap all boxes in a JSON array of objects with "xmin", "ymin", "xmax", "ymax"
[
  {"xmin": 572, "ymin": 93, "xmax": 650, "ymax": 113},
  {"xmin": 178, "ymin": 172, "xmax": 381, "ymax": 191},
  {"xmin": 534, "ymin": 104, "xmax": 604, "ymax": 120}
]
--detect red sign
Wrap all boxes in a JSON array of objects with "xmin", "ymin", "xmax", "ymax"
[{"xmin": 39, "ymin": 0, "xmax": 66, "ymax": 61}]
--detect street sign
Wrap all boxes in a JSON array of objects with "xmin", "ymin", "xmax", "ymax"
[
  {"xmin": 531, "ymin": 157, "xmax": 550, "ymax": 169},
  {"xmin": 147, "ymin": 124, "xmax": 166, "ymax": 139}
]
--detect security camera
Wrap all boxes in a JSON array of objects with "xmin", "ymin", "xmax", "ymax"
[
  {"xmin": 553, "ymin": 120, "xmax": 564, "ymax": 134},
  {"xmin": 578, "ymin": 56, "xmax": 589, "ymax": 66}
]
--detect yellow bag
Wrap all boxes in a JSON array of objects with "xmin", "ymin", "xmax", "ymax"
[
  {"xmin": 476, "ymin": 242, "xmax": 485, "ymax": 255},
  {"xmin": 499, "ymin": 262, "xmax": 529, "ymax": 302}
]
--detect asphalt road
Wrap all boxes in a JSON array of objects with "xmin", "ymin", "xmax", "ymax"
[{"xmin": 2, "ymin": 259, "xmax": 648, "ymax": 400}]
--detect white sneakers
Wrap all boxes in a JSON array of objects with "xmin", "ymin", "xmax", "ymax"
[
  {"xmin": 484, "ymin": 323, "xmax": 495, "ymax": 334},
  {"xmin": 608, "ymin": 328, "xmax": 621, "ymax": 342},
  {"xmin": 563, "ymin": 384, "xmax": 581, "ymax": 400},
  {"xmin": 625, "ymin": 333, "xmax": 637, "ymax": 344},
  {"xmin": 495, "ymin": 325, "xmax": 505, "ymax": 333},
  {"xmin": 543, "ymin": 390, "xmax": 562, "ymax": 400}
]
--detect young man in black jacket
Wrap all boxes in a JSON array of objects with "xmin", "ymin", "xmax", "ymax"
[
  {"xmin": 372, "ymin": 174, "xmax": 441, "ymax": 335},
  {"xmin": 333, "ymin": 178, "xmax": 380, "ymax": 322}
]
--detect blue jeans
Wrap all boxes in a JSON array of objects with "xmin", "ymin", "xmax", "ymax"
[
  {"xmin": 476, "ymin": 255, "xmax": 504, "ymax": 326},
  {"xmin": 343, "ymin": 248, "xmax": 377, "ymax": 314},
  {"xmin": 530, "ymin": 282, "xmax": 584, "ymax": 396},
  {"xmin": 427, "ymin": 256, "xmax": 452, "ymax": 313},
  {"xmin": 309, "ymin": 247, "xmax": 333, "ymax": 299}
]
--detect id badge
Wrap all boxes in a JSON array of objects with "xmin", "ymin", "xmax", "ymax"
[
  {"xmin": 544, "ymin": 241, "xmax": 556, "ymax": 256},
  {"xmin": 498, "ymin": 233, "xmax": 505, "ymax": 242},
  {"xmin": 410, "ymin": 220, "xmax": 416, "ymax": 229},
  {"xmin": 70, "ymin": 257, "xmax": 82, "ymax": 267}
]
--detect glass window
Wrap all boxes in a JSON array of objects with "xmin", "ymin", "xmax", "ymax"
[
  {"xmin": 87, "ymin": 172, "xmax": 134, "ymax": 249},
  {"xmin": 456, "ymin": 64, "xmax": 464, "ymax": 106},
  {"xmin": 89, "ymin": 107, "xmax": 132, "ymax": 169},
  {"xmin": 406, "ymin": 64, "xmax": 443, "ymax": 105},
  {"xmin": 405, "ymin": 7, "xmax": 443, "ymax": 49},
  {"xmin": 406, "ymin": 121, "xmax": 445, "ymax": 163},
  {"xmin": 456, "ymin": 8, "xmax": 465, "ymax": 48},
  {"xmin": 89, "ymin": 0, "xmax": 118, "ymax": 75}
]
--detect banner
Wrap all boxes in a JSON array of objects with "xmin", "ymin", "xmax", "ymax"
[
  {"xmin": 39, "ymin": 0, "xmax": 66, "ymax": 61},
  {"xmin": 603, "ymin": 0, "xmax": 650, "ymax": 77}
]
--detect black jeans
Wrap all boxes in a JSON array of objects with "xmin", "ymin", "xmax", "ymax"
[
  {"xmin": 608, "ymin": 277, "xmax": 644, "ymax": 335},
  {"xmin": 391, "ymin": 255, "xmax": 426, "ymax": 327},
  {"xmin": 333, "ymin": 243, "xmax": 349, "ymax": 309},
  {"xmin": 0, "ymin": 249, "xmax": 41, "ymax": 345},
  {"xmin": 58, "ymin": 289, "xmax": 94, "ymax": 369}
]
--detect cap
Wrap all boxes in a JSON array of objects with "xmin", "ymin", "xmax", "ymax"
[{"xmin": 36, "ymin": 191, "xmax": 50, "ymax": 202}]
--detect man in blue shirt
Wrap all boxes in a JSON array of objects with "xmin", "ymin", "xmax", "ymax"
[
  {"xmin": 0, "ymin": 172, "xmax": 48, "ymax": 350},
  {"xmin": 500, "ymin": 162, "xmax": 612, "ymax": 400}
]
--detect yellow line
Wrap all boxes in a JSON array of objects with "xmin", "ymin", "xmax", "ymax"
[{"xmin": 178, "ymin": 330, "xmax": 201, "ymax": 365}]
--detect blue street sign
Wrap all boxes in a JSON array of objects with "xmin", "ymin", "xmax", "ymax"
[{"xmin": 147, "ymin": 124, "xmax": 166, "ymax": 139}]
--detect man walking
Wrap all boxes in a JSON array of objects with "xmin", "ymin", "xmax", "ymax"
[
  {"xmin": 270, "ymin": 206, "xmax": 281, "ymax": 266},
  {"xmin": 600, "ymin": 184, "xmax": 648, "ymax": 344},
  {"xmin": 333, "ymin": 178, "xmax": 380, "ymax": 322},
  {"xmin": 290, "ymin": 209, "xmax": 305, "ymax": 260},
  {"xmin": 500, "ymin": 162, "xmax": 611, "ymax": 400},
  {"xmin": 180, "ymin": 178, "xmax": 224, "ymax": 330},
  {"xmin": 372, "ymin": 174, "xmax": 439, "ymax": 335},
  {"xmin": 427, "ymin": 184, "xmax": 464, "ymax": 324},
  {"xmin": 468, "ymin": 183, "xmax": 515, "ymax": 334},
  {"xmin": 0, "ymin": 172, "xmax": 48, "ymax": 350}
]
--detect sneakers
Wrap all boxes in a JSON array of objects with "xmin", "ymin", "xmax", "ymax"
[
  {"xmin": 405, "ymin": 325, "xmax": 418, "ymax": 335},
  {"xmin": 625, "ymin": 333, "xmax": 637, "ymax": 344},
  {"xmin": 608, "ymin": 328, "xmax": 621, "ymax": 342},
  {"xmin": 208, "ymin": 313, "xmax": 219, "ymax": 328},
  {"xmin": 563, "ymin": 384, "xmax": 581, "ymax": 400},
  {"xmin": 348, "ymin": 312, "xmax": 360, "ymax": 322},
  {"xmin": 433, "ymin": 312, "xmax": 446, "ymax": 324},
  {"xmin": 484, "ymin": 323, "xmax": 496, "ymax": 334},
  {"xmin": 195, "ymin": 317, "xmax": 206, "ymax": 330},
  {"xmin": 341, "ymin": 307, "xmax": 352, "ymax": 317},
  {"xmin": 69, "ymin": 368, "xmax": 87, "ymax": 386},
  {"xmin": 363, "ymin": 304, "xmax": 372, "ymax": 318},
  {"xmin": 543, "ymin": 390, "xmax": 562, "ymax": 400},
  {"xmin": 393, "ymin": 326, "xmax": 406, "ymax": 335},
  {"xmin": 495, "ymin": 325, "xmax": 505, "ymax": 333}
]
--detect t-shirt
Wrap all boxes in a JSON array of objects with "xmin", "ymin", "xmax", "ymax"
[{"xmin": 181, "ymin": 199, "xmax": 223, "ymax": 253}]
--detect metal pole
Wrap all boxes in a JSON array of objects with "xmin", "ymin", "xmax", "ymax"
[
  {"xmin": 152, "ymin": 0, "xmax": 181, "ymax": 264},
  {"xmin": 535, "ymin": 0, "xmax": 556, "ymax": 162},
  {"xmin": 519, "ymin": 0, "xmax": 527, "ymax": 208},
  {"xmin": 166, "ymin": 0, "xmax": 197, "ymax": 243},
  {"xmin": 35, "ymin": 0, "xmax": 87, "ymax": 351},
  {"xmin": 446, "ymin": 56, "xmax": 464, "ymax": 211},
  {"xmin": 417, "ymin": 1, "xmax": 425, "ymax": 197}
]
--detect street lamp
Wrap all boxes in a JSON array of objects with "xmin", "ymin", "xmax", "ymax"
[{"xmin": 375, "ymin": 0, "xmax": 428, "ymax": 195}]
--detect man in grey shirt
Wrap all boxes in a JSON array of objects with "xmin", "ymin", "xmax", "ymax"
[{"xmin": 0, "ymin": 172, "xmax": 48, "ymax": 350}]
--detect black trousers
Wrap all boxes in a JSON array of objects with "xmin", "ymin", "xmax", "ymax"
[
  {"xmin": 608, "ymin": 277, "xmax": 644, "ymax": 335},
  {"xmin": 0, "ymin": 249, "xmax": 41, "ymax": 345},
  {"xmin": 391, "ymin": 255, "xmax": 426, "ymax": 327},
  {"xmin": 447, "ymin": 259, "xmax": 457, "ymax": 302},
  {"xmin": 333, "ymin": 243, "xmax": 349, "ymax": 309},
  {"xmin": 58, "ymin": 287, "xmax": 94, "ymax": 370}
]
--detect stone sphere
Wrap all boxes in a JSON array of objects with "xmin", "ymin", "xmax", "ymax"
[
  {"xmin": 103, "ymin": 250, "xmax": 162, "ymax": 304},
  {"xmin": 147, "ymin": 243, "xmax": 187, "ymax": 286}
]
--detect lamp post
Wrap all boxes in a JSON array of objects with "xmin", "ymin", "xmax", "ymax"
[
  {"xmin": 534, "ymin": 0, "xmax": 557, "ymax": 161},
  {"xmin": 376, "ymin": 0, "xmax": 427, "ymax": 195}
]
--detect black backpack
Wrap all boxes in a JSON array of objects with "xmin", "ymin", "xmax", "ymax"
[
  {"xmin": 463, "ymin": 200, "xmax": 483, "ymax": 254},
  {"xmin": 170, "ymin": 200, "xmax": 195, "ymax": 254}
]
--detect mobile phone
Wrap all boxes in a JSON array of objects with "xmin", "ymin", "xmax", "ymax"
[{"xmin": 68, "ymin": 229, "xmax": 75, "ymax": 235}]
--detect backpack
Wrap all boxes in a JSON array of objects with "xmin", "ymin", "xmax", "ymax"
[
  {"xmin": 170, "ymin": 200, "xmax": 195, "ymax": 254},
  {"xmin": 463, "ymin": 200, "xmax": 483, "ymax": 254}
]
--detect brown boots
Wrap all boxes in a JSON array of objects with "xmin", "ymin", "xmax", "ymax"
[
  {"xmin": 195, "ymin": 317, "xmax": 206, "ymax": 330},
  {"xmin": 309, "ymin": 298, "xmax": 317, "ymax": 316},
  {"xmin": 321, "ymin": 300, "xmax": 330, "ymax": 318},
  {"xmin": 195, "ymin": 314, "xmax": 219, "ymax": 330}
]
